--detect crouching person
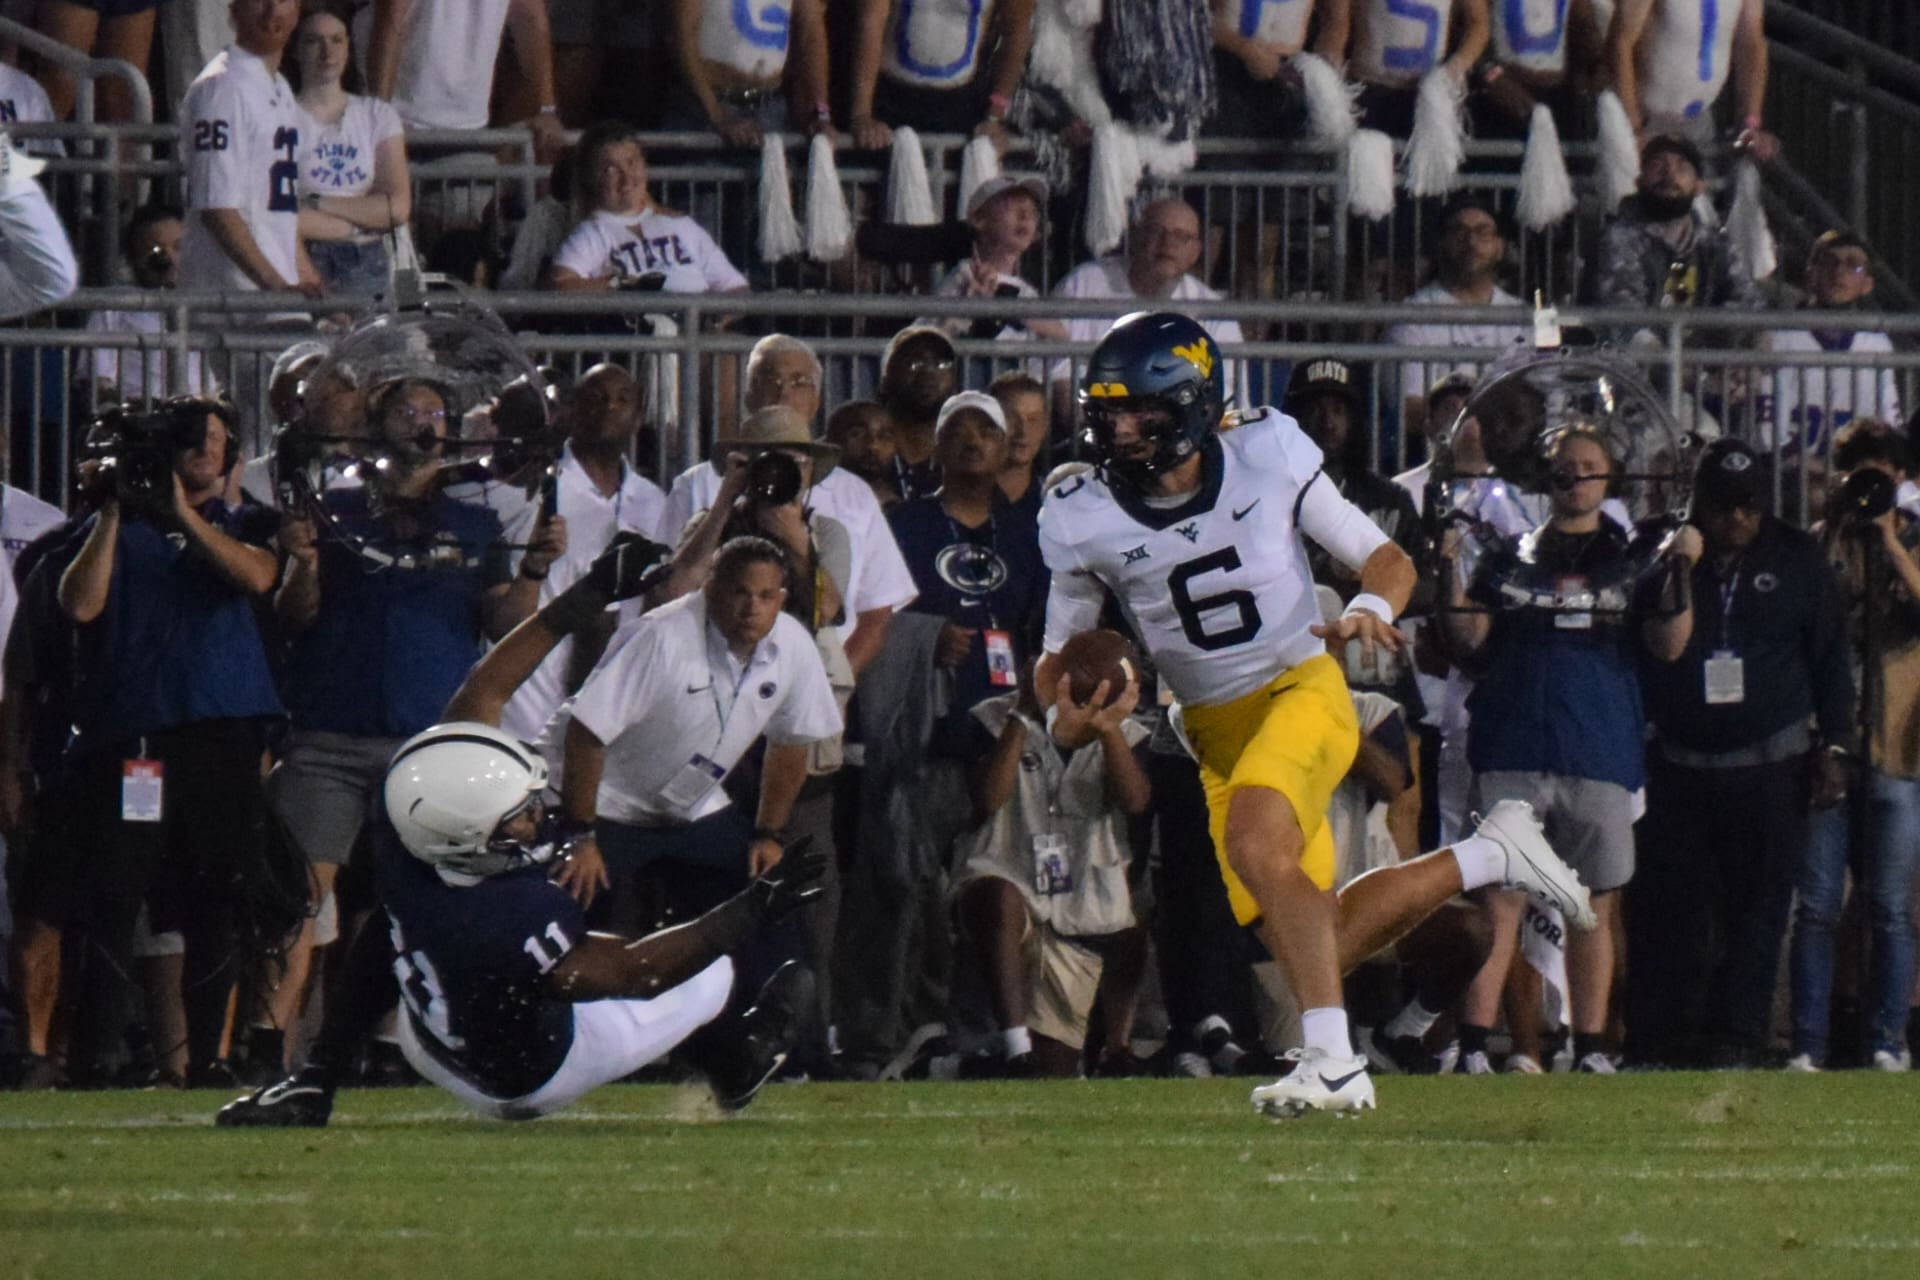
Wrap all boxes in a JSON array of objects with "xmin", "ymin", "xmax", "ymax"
[{"xmin": 948, "ymin": 666, "xmax": 1151, "ymax": 1077}]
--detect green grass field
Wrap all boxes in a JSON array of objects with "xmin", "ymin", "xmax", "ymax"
[{"xmin": 3, "ymin": 1074, "xmax": 1917, "ymax": 1279}]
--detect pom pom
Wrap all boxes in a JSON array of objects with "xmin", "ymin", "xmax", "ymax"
[
  {"xmin": 804, "ymin": 134, "xmax": 852, "ymax": 262},
  {"xmin": 1516, "ymin": 105, "xmax": 1575, "ymax": 230},
  {"xmin": 885, "ymin": 127, "xmax": 937, "ymax": 225},
  {"xmin": 1294, "ymin": 53, "xmax": 1359, "ymax": 149},
  {"xmin": 956, "ymin": 135, "xmax": 1001, "ymax": 222},
  {"xmin": 756, "ymin": 135, "xmax": 802, "ymax": 262},
  {"xmin": 1725, "ymin": 158, "xmax": 1777, "ymax": 282},
  {"xmin": 1596, "ymin": 91, "xmax": 1640, "ymax": 213},
  {"xmin": 1345, "ymin": 129, "xmax": 1396, "ymax": 221},
  {"xmin": 1085, "ymin": 123, "xmax": 1140, "ymax": 255},
  {"xmin": 1403, "ymin": 68, "xmax": 1465, "ymax": 198}
]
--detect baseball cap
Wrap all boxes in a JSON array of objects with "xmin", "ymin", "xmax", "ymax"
[
  {"xmin": 935, "ymin": 390, "xmax": 1008, "ymax": 436},
  {"xmin": 1285, "ymin": 358, "xmax": 1360, "ymax": 412},
  {"xmin": 965, "ymin": 175, "xmax": 1048, "ymax": 221},
  {"xmin": 1641, "ymin": 133, "xmax": 1705, "ymax": 176},
  {"xmin": 1692, "ymin": 438, "xmax": 1765, "ymax": 511}
]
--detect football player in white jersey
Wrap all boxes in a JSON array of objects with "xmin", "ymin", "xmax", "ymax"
[
  {"xmin": 1608, "ymin": 0, "xmax": 1774, "ymax": 159},
  {"xmin": 1035, "ymin": 312, "xmax": 1595, "ymax": 1117}
]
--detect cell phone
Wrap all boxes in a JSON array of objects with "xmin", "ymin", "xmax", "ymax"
[{"xmin": 538, "ymin": 468, "xmax": 560, "ymax": 522}]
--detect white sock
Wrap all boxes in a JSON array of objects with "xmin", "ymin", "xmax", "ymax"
[
  {"xmin": 1450, "ymin": 834, "xmax": 1506, "ymax": 892},
  {"xmin": 1001, "ymin": 1025, "xmax": 1032, "ymax": 1059},
  {"xmin": 1299, "ymin": 1007, "xmax": 1353, "ymax": 1058},
  {"xmin": 1384, "ymin": 997, "xmax": 1442, "ymax": 1041}
]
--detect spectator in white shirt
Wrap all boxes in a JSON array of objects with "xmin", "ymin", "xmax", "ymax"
[
  {"xmin": 288, "ymin": 3, "xmax": 412, "ymax": 298},
  {"xmin": 364, "ymin": 0, "xmax": 563, "ymax": 155},
  {"xmin": 180, "ymin": 0, "xmax": 321, "ymax": 302},
  {"xmin": 78, "ymin": 204, "xmax": 209, "ymax": 410},
  {"xmin": 1384, "ymin": 194, "xmax": 1526, "ymax": 442},
  {"xmin": 547, "ymin": 122, "xmax": 748, "ymax": 296},
  {"xmin": 0, "ymin": 62, "xmax": 60, "ymax": 157},
  {"xmin": 1048, "ymin": 198, "xmax": 1248, "ymax": 419},
  {"xmin": 0, "ymin": 131, "xmax": 77, "ymax": 322},
  {"xmin": 919, "ymin": 176, "xmax": 1067, "ymax": 346},
  {"xmin": 1761, "ymin": 230, "xmax": 1903, "ymax": 454}
]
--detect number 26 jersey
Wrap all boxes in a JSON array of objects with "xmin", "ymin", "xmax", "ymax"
[{"xmin": 1039, "ymin": 409, "xmax": 1356, "ymax": 708}]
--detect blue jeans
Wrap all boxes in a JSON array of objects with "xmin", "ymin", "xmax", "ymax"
[
  {"xmin": 307, "ymin": 238, "xmax": 393, "ymax": 298},
  {"xmin": 1790, "ymin": 769, "xmax": 1920, "ymax": 1061}
]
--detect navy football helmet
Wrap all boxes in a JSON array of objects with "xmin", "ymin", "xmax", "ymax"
[{"xmin": 1078, "ymin": 311, "xmax": 1225, "ymax": 489}]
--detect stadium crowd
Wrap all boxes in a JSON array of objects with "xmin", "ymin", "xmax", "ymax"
[{"xmin": 1, "ymin": 0, "xmax": 1918, "ymax": 1111}]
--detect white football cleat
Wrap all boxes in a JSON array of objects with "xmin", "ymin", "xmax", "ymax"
[
  {"xmin": 1472, "ymin": 800, "xmax": 1598, "ymax": 930},
  {"xmin": 1250, "ymin": 1048, "xmax": 1376, "ymax": 1119}
]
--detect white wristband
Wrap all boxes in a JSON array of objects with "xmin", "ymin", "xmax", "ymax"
[{"xmin": 1343, "ymin": 593, "xmax": 1396, "ymax": 626}]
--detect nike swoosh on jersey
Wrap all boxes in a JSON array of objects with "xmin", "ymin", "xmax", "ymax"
[
  {"xmin": 1232, "ymin": 499, "xmax": 1261, "ymax": 520},
  {"xmin": 1319, "ymin": 1067, "xmax": 1367, "ymax": 1091}
]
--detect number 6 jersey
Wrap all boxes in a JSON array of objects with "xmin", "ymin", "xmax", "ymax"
[
  {"xmin": 180, "ymin": 45, "xmax": 303, "ymax": 294},
  {"xmin": 1039, "ymin": 409, "xmax": 1388, "ymax": 708}
]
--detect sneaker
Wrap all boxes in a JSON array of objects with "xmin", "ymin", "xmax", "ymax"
[
  {"xmin": 1249, "ymin": 1048, "xmax": 1376, "ymax": 1119},
  {"xmin": 1171, "ymin": 1051, "xmax": 1213, "ymax": 1078},
  {"xmin": 878, "ymin": 1021, "xmax": 950, "ymax": 1083},
  {"xmin": 1783, "ymin": 1053, "xmax": 1822, "ymax": 1074},
  {"xmin": 13, "ymin": 1053, "xmax": 65, "ymax": 1091},
  {"xmin": 1457, "ymin": 1049, "xmax": 1495, "ymax": 1076},
  {"xmin": 1871, "ymin": 1048, "xmax": 1912, "ymax": 1072},
  {"xmin": 1434, "ymin": 1040, "xmax": 1461, "ymax": 1074},
  {"xmin": 701, "ymin": 962, "xmax": 812, "ymax": 1111},
  {"xmin": 1505, "ymin": 1053, "xmax": 1545, "ymax": 1075},
  {"xmin": 1575, "ymin": 1050, "xmax": 1618, "ymax": 1075},
  {"xmin": 215, "ymin": 1070, "xmax": 336, "ymax": 1128},
  {"xmin": 1472, "ymin": 800, "xmax": 1597, "ymax": 930},
  {"xmin": 1357, "ymin": 1026, "xmax": 1435, "ymax": 1076}
]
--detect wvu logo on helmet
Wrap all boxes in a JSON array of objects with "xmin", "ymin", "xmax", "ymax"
[{"xmin": 1171, "ymin": 340, "xmax": 1215, "ymax": 379}]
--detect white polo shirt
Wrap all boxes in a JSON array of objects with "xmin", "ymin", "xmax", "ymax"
[
  {"xmin": 1046, "ymin": 256, "xmax": 1250, "ymax": 407},
  {"xmin": 1384, "ymin": 281, "xmax": 1528, "ymax": 410},
  {"xmin": 180, "ymin": 45, "xmax": 303, "ymax": 294},
  {"xmin": 657, "ymin": 463, "xmax": 918, "ymax": 637},
  {"xmin": 569, "ymin": 591, "xmax": 842, "ymax": 825},
  {"xmin": 0, "ymin": 177, "xmax": 77, "ymax": 321},
  {"xmin": 498, "ymin": 443, "xmax": 669, "ymax": 742}
]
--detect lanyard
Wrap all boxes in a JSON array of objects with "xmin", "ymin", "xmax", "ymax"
[
  {"xmin": 704, "ymin": 636, "xmax": 757, "ymax": 751},
  {"xmin": 1715, "ymin": 559, "xmax": 1743, "ymax": 650}
]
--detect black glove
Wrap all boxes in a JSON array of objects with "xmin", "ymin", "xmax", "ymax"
[
  {"xmin": 748, "ymin": 834, "xmax": 826, "ymax": 922},
  {"xmin": 584, "ymin": 531, "xmax": 672, "ymax": 602}
]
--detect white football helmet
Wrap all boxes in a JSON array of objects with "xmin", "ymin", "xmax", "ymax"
[{"xmin": 384, "ymin": 722, "xmax": 553, "ymax": 886}]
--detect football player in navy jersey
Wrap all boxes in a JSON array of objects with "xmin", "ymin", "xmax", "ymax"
[
  {"xmin": 1036, "ymin": 312, "xmax": 1596, "ymax": 1117},
  {"xmin": 218, "ymin": 536, "xmax": 822, "ymax": 1126}
]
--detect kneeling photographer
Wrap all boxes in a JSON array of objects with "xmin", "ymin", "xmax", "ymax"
[
  {"xmin": 1791, "ymin": 419, "xmax": 1920, "ymax": 1071},
  {"xmin": 55, "ymin": 396, "xmax": 286, "ymax": 1085}
]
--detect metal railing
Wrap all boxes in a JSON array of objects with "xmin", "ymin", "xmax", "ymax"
[{"xmin": 6, "ymin": 289, "xmax": 1915, "ymax": 521}]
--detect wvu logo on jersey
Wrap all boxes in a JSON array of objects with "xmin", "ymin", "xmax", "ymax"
[
  {"xmin": 1171, "ymin": 341, "xmax": 1215, "ymax": 378},
  {"xmin": 1176, "ymin": 522, "xmax": 1200, "ymax": 543}
]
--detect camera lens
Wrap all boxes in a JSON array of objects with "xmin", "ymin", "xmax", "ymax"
[{"xmin": 745, "ymin": 451, "xmax": 803, "ymax": 506}]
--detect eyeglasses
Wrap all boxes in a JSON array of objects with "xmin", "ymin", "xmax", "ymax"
[
  {"xmin": 1139, "ymin": 225, "xmax": 1200, "ymax": 246},
  {"xmin": 1815, "ymin": 258, "xmax": 1871, "ymax": 276},
  {"xmin": 387, "ymin": 405, "xmax": 447, "ymax": 424},
  {"xmin": 1446, "ymin": 223, "xmax": 1504, "ymax": 242},
  {"xmin": 758, "ymin": 374, "xmax": 819, "ymax": 392},
  {"xmin": 903, "ymin": 356, "xmax": 956, "ymax": 373}
]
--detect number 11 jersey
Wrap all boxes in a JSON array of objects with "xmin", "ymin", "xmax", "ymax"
[{"xmin": 1039, "ymin": 409, "xmax": 1337, "ymax": 709}]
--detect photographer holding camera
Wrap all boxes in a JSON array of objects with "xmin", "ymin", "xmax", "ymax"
[
  {"xmin": 54, "ymin": 396, "xmax": 284, "ymax": 1084},
  {"xmin": 1788, "ymin": 419, "xmax": 1920, "ymax": 1072}
]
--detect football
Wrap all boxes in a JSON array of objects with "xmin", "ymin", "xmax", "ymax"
[{"xmin": 1056, "ymin": 628, "xmax": 1142, "ymax": 706}]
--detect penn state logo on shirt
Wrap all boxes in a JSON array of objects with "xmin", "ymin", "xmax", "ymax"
[
  {"xmin": 1754, "ymin": 572, "xmax": 1779, "ymax": 593},
  {"xmin": 309, "ymin": 140, "xmax": 369, "ymax": 190},
  {"xmin": 758, "ymin": 680, "xmax": 778, "ymax": 699},
  {"xmin": 935, "ymin": 540, "xmax": 1008, "ymax": 596},
  {"xmin": 1020, "ymin": 751, "xmax": 1041, "ymax": 771}
]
